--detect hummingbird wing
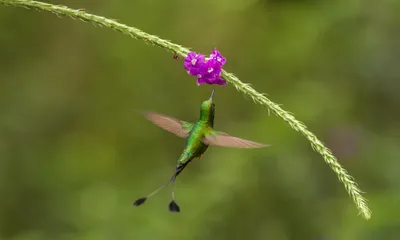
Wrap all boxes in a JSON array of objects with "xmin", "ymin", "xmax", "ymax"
[
  {"xmin": 143, "ymin": 112, "xmax": 193, "ymax": 138},
  {"xmin": 202, "ymin": 130, "xmax": 269, "ymax": 148}
]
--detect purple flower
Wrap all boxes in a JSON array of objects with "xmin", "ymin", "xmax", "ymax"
[
  {"xmin": 197, "ymin": 75, "xmax": 226, "ymax": 86},
  {"xmin": 184, "ymin": 49, "xmax": 227, "ymax": 86},
  {"xmin": 209, "ymin": 48, "xmax": 226, "ymax": 66},
  {"xmin": 196, "ymin": 59, "xmax": 226, "ymax": 86},
  {"xmin": 184, "ymin": 52, "xmax": 205, "ymax": 75}
]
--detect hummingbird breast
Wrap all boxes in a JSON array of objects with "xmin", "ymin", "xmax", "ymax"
[{"xmin": 178, "ymin": 121, "xmax": 210, "ymax": 165}]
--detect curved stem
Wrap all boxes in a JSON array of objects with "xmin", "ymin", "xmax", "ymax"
[
  {"xmin": 0, "ymin": 0, "xmax": 371, "ymax": 219},
  {"xmin": 224, "ymin": 71, "xmax": 371, "ymax": 219}
]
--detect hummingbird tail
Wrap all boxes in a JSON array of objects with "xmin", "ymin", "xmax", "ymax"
[
  {"xmin": 133, "ymin": 161, "xmax": 191, "ymax": 212},
  {"xmin": 169, "ymin": 161, "xmax": 191, "ymax": 212}
]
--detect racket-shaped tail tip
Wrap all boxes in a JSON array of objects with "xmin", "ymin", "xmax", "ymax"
[
  {"xmin": 133, "ymin": 197, "xmax": 147, "ymax": 206},
  {"xmin": 168, "ymin": 200, "xmax": 180, "ymax": 212}
]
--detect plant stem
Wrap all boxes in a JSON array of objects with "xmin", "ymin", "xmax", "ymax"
[{"xmin": 0, "ymin": 0, "xmax": 371, "ymax": 219}]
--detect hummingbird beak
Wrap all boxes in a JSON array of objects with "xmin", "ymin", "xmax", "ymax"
[{"xmin": 209, "ymin": 89, "xmax": 215, "ymax": 101}]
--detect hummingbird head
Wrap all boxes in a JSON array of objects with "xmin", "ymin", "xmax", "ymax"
[{"xmin": 200, "ymin": 89, "xmax": 215, "ymax": 123}]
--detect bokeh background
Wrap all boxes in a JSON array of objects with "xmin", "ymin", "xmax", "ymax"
[{"xmin": 1, "ymin": 0, "xmax": 400, "ymax": 239}]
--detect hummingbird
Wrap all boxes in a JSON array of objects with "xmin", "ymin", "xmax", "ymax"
[{"xmin": 133, "ymin": 89, "xmax": 269, "ymax": 212}]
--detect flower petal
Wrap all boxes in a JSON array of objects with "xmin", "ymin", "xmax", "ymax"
[
  {"xmin": 197, "ymin": 77, "xmax": 207, "ymax": 85},
  {"xmin": 184, "ymin": 52, "xmax": 206, "ymax": 76},
  {"xmin": 210, "ymin": 48, "xmax": 226, "ymax": 66},
  {"xmin": 183, "ymin": 52, "xmax": 196, "ymax": 70},
  {"xmin": 213, "ymin": 77, "xmax": 227, "ymax": 85}
]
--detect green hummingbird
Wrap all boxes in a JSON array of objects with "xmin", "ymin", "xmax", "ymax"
[{"xmin": 133, "ymin": 89, "xmax": 269, "ymax": 212}]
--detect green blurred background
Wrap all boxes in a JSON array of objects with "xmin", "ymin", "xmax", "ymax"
[{"xmin": 1, "ymin": 0, "xmax": 400, "ymax": 239}]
